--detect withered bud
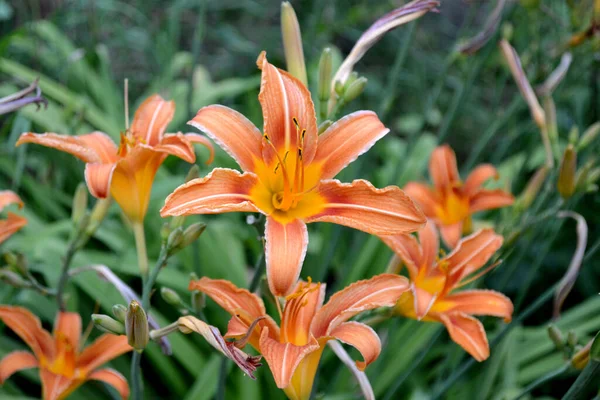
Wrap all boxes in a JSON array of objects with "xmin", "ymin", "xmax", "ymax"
[
  {"xmin": 126, "ymin": 300, "xmax": 149, "ymax": 351},
  {"xmin": 557, "ymin": 145, "xmax": 577, "ymax": 199},
  {"xmin": 92, "ymin": 314, "xmax": 125, "ymax": 335}
]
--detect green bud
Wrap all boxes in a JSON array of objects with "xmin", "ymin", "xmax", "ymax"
[
  {"xmin": 557, "ymin": 145, "xmax": 577, "ymax": 199},
  {"xmin": 567, "ymin": 330, "xmax": 578, "ymax": 348},
  {"xmin": 185, "ymin": 165, "xmax": 201, "ymax": 183},
  {"xmin": 191, "ymin": 290, "xmax": 205, "ymax": 313},
  {"xmin": 586, "ymin": 167, "xmax": 600, "ymax": 186},
  {"xmin": 86, "ymin": 198, "xmax": 111, "ymax": 236},
  {"xmin": 74, "ymin": 213, "xmax": 91, "ymax": 239},
  {"xmin": 281, "ymin": 1, "xmax": 307, "ymax": 86},
  {"xmin": 343, "ymin": 77, "xmax": 368, "ymax": 103},
  {"xmin": 112, "ymin": 304, "xmax": 127, "ymax": 323},
  {"xmin": 344, "ymin": 71, "xmax": 359, "ymax": 89},
  {"xmin": 189, "ymin": 272, "xmax": 199, "ymax": 281},
  {"xmin": 181, "ymin": 223, "xmax": 207, "ymax": 249},
  {"xmin": 0, "ymin": 269, "xmax": 32, "ymax": 288},
  {"xmin": 501, "ymin": 22, "xmax": 513, "ymax": 41},
  {"xmin": 517, "ymin": 166, "xmax": 548, "ymax": 210},
  {"xmin": 590, "ymin": 331, "xmax": 600, "ymax": 362},
  {"xmin": 4, "ymin": 252, "xmax": 18, "ymax": 267},
  {"xmin": 318, "ymin": 48, "xmax": 333, "ymax": 102},
  {"xmin": 574, "ymin": 159, "xmax": 596, "ymax": 191},
  {"xmin": 166, "ymin": 227, "xmax": 184, "ymax": 255},
  {"xmin": 71, "ymin": 183, "xmax": 88, "ymax": 225},
  {"xmin": 170, "ymin": 216, "xmax": 186, "ymax": 230},
  {"xmin": 578, "ymin": 122, "xmax": 600, "ymax": 151},
  {"xmin": 161, "ymin": 287, "xmax": 183, "ymax": 307},
  {"xmin": 126, "ymin": 300, "xmax": 149, "ymax": 351},
  {"xmin": 334, "ymin": 80, "xmax": 345, "ymax": 97},
  {"xmin": 568, "ymin": 126, "xmax": 579, "ymax": 146},
  {"xmin": 160, "ymin": 222, "xmax": 171, "ymax": 242},
  {"xmin": 318, "ymin": 120, "xmax": 333, "ymax": 134},
  {"xmin": 92, "ymin": 314, "xmax": 125, "ymax": 335},
  {"xmin": 547, "ymin": 324, "xmax": 564, "ymax": 350}
]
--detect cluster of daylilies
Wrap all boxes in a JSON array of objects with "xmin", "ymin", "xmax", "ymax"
[{"xmin": 1, "ymin": 1, "xmax": 597, "ymax": 399}]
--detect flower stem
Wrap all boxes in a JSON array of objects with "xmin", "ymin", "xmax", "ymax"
[
  {"xmin": 133, "ymin": 221, "xmax": 149, "ymax": 278},
  {"xmin": 130, "ymin": 351, "xmax": 143, "ymax": 400},
  {"xmin": 56, "ymin": 240, "xmax": 79, "ymax": 311}
]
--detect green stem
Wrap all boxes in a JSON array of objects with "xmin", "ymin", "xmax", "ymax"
[
  {"xmin": 249, "ymin": 251, "xmax": 265, "ymax": 292},
  {"xmin": 56, "ymin": 240, "xmax": 79, "ymax": 311},
  {"xmin": 130, "ymin": 351, "xmax": 143, "ymax": 400},
  {"xmin": 563, "ymin": 360, "xmax": 600, "ymax": 400},
  {"xmin": 133, "ymin": 221, "xmax": 149, "ymax": 278},
  {"xmin": 515, "ymin": 364, "xmax": 569, "ymax": 400}
]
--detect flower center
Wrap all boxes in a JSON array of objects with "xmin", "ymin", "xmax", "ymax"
[
  {"xmin": 117, "ymin": 131, "xmax": 145, "ymax": 157},
  {"xmin": 435, "ymin": 187, "xmax": 470, "ymax": 225},
  {"xmin": 43, "ymin": 332, "xmax": 77, "ymax": 378}
]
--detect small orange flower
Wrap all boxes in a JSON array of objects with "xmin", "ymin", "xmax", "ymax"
[
  {"xmin": 405, "ymin": 145, "xmax": 514, "ymax": 248},
  {"xmin": 17, "ymin": 95, "xmax": 214, "ymax": 222},
  {"xmin": 381, "ymin": 221, "xmax": 513, "ymax": 361},
  {"xmin": 162, "ymin": 52, "xmax": 425, "ymax": 297},
  {"xmin": 0, "ymin": 306, "xmax": 132, "ymax": 400},
  {"xmin": 190, "ymin": 274, "xmax": 409, "ymax": 400},
  {"xmin": 0, "ymin": 190, "xmax": 27, "ymax": 244}
]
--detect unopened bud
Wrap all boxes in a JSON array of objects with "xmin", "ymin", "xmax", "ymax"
[
  {"xmin": 0, "ymin": 269, "xmax": 31, "ymax": 288},
  {"xmin": 501, "ymin": 22, "xmax": 513, "ymax": 41},
  {"xmin": 126, "ymin": 300, "xmax": 149, "ymax": 351},
  {"xmin": 567, "ymin": 330, "xmax": 578, "ymax": 348},
  {"xmin": 185, "ymin": 165, "xmax": 201, "ymax": 183},
  {"xmin": 318, "ymin": 48, "xmax": 333, "ymax": 102},
  {"xmin": 4, "ymin": 252, "xmax": 27, "ymax": 275},
  {"xmin": 343, "ymin": 77, "xmax": 368, "ymax": 103},
  {"xmin": 568, "ymin": 126, "xmax": 579, "ymax": 145},
  {"xmin": 92, "ymin": 314, "xmax": 125, "ymax": 335},
  {"xmin": 160, "ymin": 222, "xmax": 171, "ymax": 242},
  {"xmin": 574, "ymin": 159, "xmax": 596, "ymax": 191},
  {"xmin": 557, "ymin": 145, "xmax": 577, "ymax": 199},
  {"xmin": 112, "ymin": 304, "xmax": 127, "ymax": 323},
  {"xmin": 578, "ymin": 122, "xmax": 600, "ymax": 151},
  {"xmin": 586, "ymin": 167, "xmax": 600, "ymax": 186},
  {"xmin": 318, "ymin": 120, "xmax": 333, "ymax": 134},
  {"xmin": 281, "ymin": 1, "xmax": 307, "ymax": 86},
  {"xmin": 86, "ymin": 198, "xmax": 111, "ymax": 236},
  {"xmin": 71, "ymin": 183, "xmax": 88, "ymax": 225},
  {"xmin": 166, "ymin": 227, "xmax": 184, "ymax": 255},
  {"xmin": 161, "ymin": 287, "xmax": 183, "ymax": 307},
  {"xmin": 517, "ymin": 166, "xmax": 548, "ymax": 210},
  {"xmin": 181, "ymin": 223, "xmax": 207, "ymax": 249},
  {"xmin": 334, "ymin": 80, "xmax": 345, "ymax": 97},
  {"xmin": 191, "ymin": 290, "xmax": 205, "ymax": 313},
  {"xmin": 571, "ymin": 342, "xmax": 590, "ymax": 370},
  {"xmin": 344, "ymin": 71, "xmax": 359, "ymax": 89},
  {"xmin": 547, "ymin": 324, "xmax": 564, "ymax": 350}
]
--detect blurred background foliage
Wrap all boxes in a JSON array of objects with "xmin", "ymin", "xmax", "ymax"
[{"xmin": 0, "ymin": 0, "xmax": 599, "ymax": 399}]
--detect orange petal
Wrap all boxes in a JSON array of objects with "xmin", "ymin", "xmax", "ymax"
[
  {"xmin": 311, "ymin": 274, "xmax": 409, "ymax": 337},
  {"xmin": 0, "ymin": 212, "xmax": 27, "ymax": 244},
  {"xmin": 440, "ymin": 290, "xmax": 513, "ymax": 322},
  {"xmin": 265, "ymin": 217, "xmax": 308, "ymax": 297},
  {"xmin": 53, "ymin": 312, "xmax": 81, "ymax": 353},
  {"xmin": 463, "ymin": 164, "xmax": 498, "ymax": 196},
  {"xmin": 281, "ymin": 281, "xmax": 325, "ymax": 345},
  {"xmin": 437, "ymin": 312, "xmax": 489, "ymax": 361},
  {"xmin": 0, "ymin": 306, "xmax": 54, "ymax": 359},
  {"xmin": 0, "ymin": 190, "xmax": 23, "ymax": 212},
  {"xmin": 403, "ymin": 182, "xmax": 438, "ymax": 218},
  {"xmin": 330, "ymin": 321, "xmax": 381, "ymax": 370},
  {"xmin": 419, "ymin": 220, "xmax": 439, "ymax": 272},
  {"xmin": 87, "ymin": 368, "xmax": 130, "ymax": 400},
  {"xmin": 182, "ymin": 133, "xmax": 215, "ymax": 164},
  {"xmin": 256, "ymin": 52, "xmax": 318, "ymax": 165},
  {"xmin": 307, "ymin": 179, "xmax": 426, "ymax": 235},
  {"xmin": 16, "ymin": 132, "xmax": 114, "ymax": 164},
  {"xmin": 469, "ymin": 189, "xmax": 514, "ymax": 213},
  {"xmin": 77, "ymin": 132, "xmax": 119, "ymax": 163},
  {"xmin": 77, "ymin": 334, "xmax": 131, "ymax": 374},
  {"xmin": 154, "ymin": 133, "xmax": 197, "ymax": 163},
  {"xmin": 40, "ymin": 369, "xmax": 74, "ymax": 400},
  {"xmin": 413, "ymin": 285, "xmax": 437, "ymax": 320},
  {"xmin": 445, "ymin": 229, "xmax": 503, "ymax": 286},
  {"xmin": 189, "ymin": 105, "xmax": 262, "ymax": 171},
  {"xmin": 379, "ymin": 234, "xmax": 420, "ymax": 279},
  {"xmin": 0, "ymin": 351, "xmax": 38, "ymax": 383},
  {"xmin": 130, "ymin": 94, "xmax": 175, "ymax": 146},
  {"xmin": 85, "ymin": 163, "xmax": 116, "ymax": 199},
  {"xmin": 439, "ymin": 222, "xmax": 463, "ymax": 249},
  {"xmin": 160, "ymin": 168, "xmax": 260, "ymax": 217},
  {"xmin": 429, "ymin": 145, "xmax": 459, "ymax": 190},
  {"xmin": 312, "ymin": 111, "xmax": 388, "ymax": 179},
  {"xmin": 259, "ymin": 327, "xmax": 320, "ymax": 388}
]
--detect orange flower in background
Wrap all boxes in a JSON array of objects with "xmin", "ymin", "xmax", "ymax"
[
  {"xmin": 381, "ymin": 221, "xmax": 513, "ymax": 361},
  {"xmin": 404, "ymin": 145, "xmax": 514, "ymax": 248},
  {"xmin": 17, "ymin": 95, "xmax": 214, "ymax": 222},
  {"xmin": 0, "ymin": 190, "xmax": 27, "ymax": 244},
  {"xmin": 191, "ymin": 274, "xmax": 408, "ymax": 400},
  {"xmin": 0, "ymin": 306, "xmax": 132, "ymax": 400},
  {"xmin": 162, "ymin": 52, "xmax": 425, "ymax": 297}
]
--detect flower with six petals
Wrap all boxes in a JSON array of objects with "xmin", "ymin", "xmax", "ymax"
[
  {"xmin": 0, "ymin": 190, "xmax": 27, "ymax": 244},
  {"xmin": 17, "ymin": 95, "xmax": 214, "ymax": 222},
  {"xmin": 404, "ymin": 144, "xmax": 514, "ymax": 248},
  {"xmin": 190, "ymin": 274, "xmax": 409, "ymax": 400},
  {"xmin": 381, "ymin": 221, "xmax": 513, "ymax": 361},
  {"xmin": 0, "ymin": 306, "xmax": 132, "ymax": 400},
  {"xmin": 161, "ymin": 52, "xmax": 425, "ymax": 297}
]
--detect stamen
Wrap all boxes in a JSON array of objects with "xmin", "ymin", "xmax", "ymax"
[
  {"xmin": 233, "ymin": 316, "xmax": 265, "ymax": 349},
  {"xmin": 455, "ymin": 260, "xmax": 501, "ymax": 289}
]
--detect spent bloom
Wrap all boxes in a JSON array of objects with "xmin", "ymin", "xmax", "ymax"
[
  {"xmin": 17, "ymin": 95, "xmax": 214, "ymax": 222},
  {"xmin": 190, "ymin": 274, "xmax": 409, "ymax": 400},
  {"xmin": 381, "ymin": 221, "xmax": 513, "ymax": 361},
  {"xmin": 0, "ymin": 306, "xmax": 132, "ymax": 400},
  {"xmin": 161, "ymin": 52, "xmax": 425, "ymax": 297},
  {"xmin": 0, "ymin": 191, "xmax": 27, "ymax": 244},
  {"xmin": 404, "ymin": 145, "xmax": 514, "ymax": 248}
]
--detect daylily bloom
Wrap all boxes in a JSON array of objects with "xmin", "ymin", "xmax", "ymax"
[
  {"xmin": 0, "ymin": 190, "xmax": 27, "ymax": 244},
  {"xmin": 381, "ymin": 222, "xmax": 513, "ymax": 361},
  {"xmin": 0, "ymin": 306, "xmax": 132, "ymax": 400},
  {"xmin": 404, "ymin": 145, "xmax": 514, "ymax": 248},
  {"xmin": 190, "ymin": 274, "xmax": 408, "ymax": 400},
  {"xmin": 17, "ymin": 95, "xmax": 214, "ymax": 222},
  {"xmin": 161, "ymin": 52, "xmax": 425, "ymax": 297}
]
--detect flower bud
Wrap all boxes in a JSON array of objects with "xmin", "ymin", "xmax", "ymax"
[
  {"xmin": 571, "ymin": 342, "xmax": 590, "ymax": 370},
  {"xmin": 0, "ymin": 269, "xmax": 32, "ymax": 288},
  {"xmin": 318, "ymin": 48, "xmax": 333, "ymax": 102},
  {"xmin": 181, "ymin": 223, "xmax": 207, "ymax": 249},
  {"xmin": 4, "ymin": 252, "xmax": 27, "ymax": 275},
  {"xmin": 92, "ymin": 314, "xmax": 125, "ymax": 335},
  {"xmin": 568, "ymin": 126, "xmax": 579, "ymax": 145},
  {"xmin": 334, "ymin": 80, "xmax": 345, "ymax": 97},
  {"xmin": 318, "ymin": 120, "xmax": 333, "ymax": 134},
  {"xmin": 71, "ymin": 183, "xmax": 88, "ymax": 225},
  {"xmin": 161, "ymin": 287, "xmax": 183, "ymax": 307},
  {"xmin": 557, "ymin": 145, "xmax": 577, "ymax": 199},
  {"xmin": 578, "ymin": 122, "xmax": 600, "ymax": 151},
  {"xmin": 547, "ymin": 324, "xmax": 564, "ymax": 350},
  {"xmin": 160, "ymin": 222, "xmax": 171, "ymax": 242},
  {"xmin": 126, "ymin": 300, "xmax": 149, "ymax": 351},
  {"xmin": 166, "ymin": 227, "xmax": 184, "ymax": 255},
  {"xmin": 567, "ymin": 330, "xmax": 578, "ymax": 348},
  {"xmin": 191, "ymin": 290, "xmax": 205, "ymax": 313},
  {"xmin": 112, "ymin": 304, "xmax": 127, "ymax": 323},
  {"xmin": 343, "ymin": 77, "xmax": 368, "ymax": 103},
  {"xmin": 517, "ymin": 166, "xmax": 548, "ymax": 210},
  {"xmin": 574, "ymin": 159, "xmax": 596, "ymax": 191},
  {"xmin": 281, "ymin": 1, "xmax": 307, "ymax": 86},
  {"xmin": 185, "ymin": 165, "xmax": 201, "ymax": 183},
  {"xmin": 86, "ymin": 198, "xmax": 111, "ymax": 236}
]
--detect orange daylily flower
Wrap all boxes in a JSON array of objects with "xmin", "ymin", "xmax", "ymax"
[
  {"xmin": 190, "ymin": 274, "xmax": 409, "ymax": 400},
  {"xmin": 381, "ymin": 221, "xmax": 513, "ymax": 361},
  {"xmin": 162, "ymin": 52, "xmax": 425, "ymax": 297},
  {"xmin": 404, "ymin": 144, "xmax": 514, "ymax": 248},
  {"xmin": 0, "ymin": 306, "xmax": 132, "ymax": 400},
  {"xmin": 17, "ymin": 95, "xmax": 214, "ymax": 222},
  {"xmin": 0, "ymin": 190, "xmax": 27, "ymax": 244}
]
